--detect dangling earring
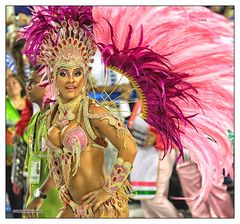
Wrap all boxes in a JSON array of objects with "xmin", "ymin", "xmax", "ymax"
[
  {"xmin": 77, "ymin": 82, "xmax": 87, "ymax": 124},
  {"xmin": 53, "ymin": 81, "xmax": 59, "ymax": 99},
  {"xmin": 82, "ymin": 85, "xmax": 86, "ymax": 98},
  {"xmin": 87, "ymin": 71, "xmax": 96, "ymax": 98}
]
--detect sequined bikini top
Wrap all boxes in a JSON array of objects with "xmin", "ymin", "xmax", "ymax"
[
  {"xmin": 49, "ymin": 97, "xmax": 108, "ymax": 149},
  {"xmin": 62, "ymin": 126, "xmax": 88, "ymax": 153}
]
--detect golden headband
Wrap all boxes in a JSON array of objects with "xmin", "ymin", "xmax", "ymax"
[{"xmin": 38, "ymin": 19, "xmax": 97, "ymax": 77}]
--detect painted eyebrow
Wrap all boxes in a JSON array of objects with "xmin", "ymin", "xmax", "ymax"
[
  {"xmin": 74, "ymin": 69, "xmax": 81, "ymax": 72},
  {"xmin": 73, "ymin": 68, "xmax": 83, "ymax": 72},
  {"xmin": 57, "ymin": 67, "xmax": 83, "ymax": 72},
  {"xmin": 58, "ymin": 68, "xmax": 68, "ymax": 71}
]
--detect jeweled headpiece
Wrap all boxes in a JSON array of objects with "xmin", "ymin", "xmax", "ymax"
[
  {"xmin": 22, "ymin": 6, "xmax": 96, "ymax": 79},
  {"xmin": 39, "ymin": 19, "xmax": 97, "ymax": 76}
]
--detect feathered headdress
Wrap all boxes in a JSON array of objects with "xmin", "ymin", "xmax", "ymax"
[
  {"xmin": 97, "ymin": 23, "xmax": 200, "ymax": 159},
  {"xmin": 22, "ymin": 6, "xmax": 96, "ymax": 80},
  {"xmin": 93, "ymin": 6, "xmax": 233, "ymax": 208}
]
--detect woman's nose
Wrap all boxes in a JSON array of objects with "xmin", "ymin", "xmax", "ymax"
[{"xmin": 68, "ymin": 74, "xmax": 74, "ymax": 82}]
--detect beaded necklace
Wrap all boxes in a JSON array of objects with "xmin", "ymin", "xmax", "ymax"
[{"xmin": 57, "ymin": 94, "xmax": 83, "ymax": 127}]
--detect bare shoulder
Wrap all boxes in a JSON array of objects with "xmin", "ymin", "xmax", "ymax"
[
  {"xmin": 88, "ymin": 101, "xmax": 113, "ymax": 129},
  {"xmin": 89, "ymin": 101, "xmax": 110, "ymax": 115}
]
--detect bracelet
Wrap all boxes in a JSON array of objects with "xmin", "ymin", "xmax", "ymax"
[{"xmin": 103, "ymin": 157, "xmax": 132, "ymax": 195}]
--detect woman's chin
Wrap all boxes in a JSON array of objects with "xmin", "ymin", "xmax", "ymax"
[{"xmin": 61, "ymin": 92, "xmax": 80, "ymax": 102}]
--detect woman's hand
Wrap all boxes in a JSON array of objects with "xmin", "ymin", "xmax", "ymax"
[
  {"xmin": 81, "ymin": 189, "xmax": 112, "ymax": 212},
  {"xmin": 58, "ymin": 185, "xmax": 71, "ymax": 205},
  {"xmin": 23, "ymin": 198, "xmax": 44, "ymax": 218}
]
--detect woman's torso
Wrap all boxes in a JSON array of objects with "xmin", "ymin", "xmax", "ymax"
[
  {"xmin": 68, "ymin": 145, "xmax": 106, "ymax": 203},
  {"xmin": 51, "ymin": 108, "xmax": 107, "ymax": 204}
]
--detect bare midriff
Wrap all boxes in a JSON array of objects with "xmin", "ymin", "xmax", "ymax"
[{"xmin": 67, "ymin": 146, "xmax": 107, "ymax": 204}]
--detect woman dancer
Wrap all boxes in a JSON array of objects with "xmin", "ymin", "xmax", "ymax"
[
  {"xmin": 22, "ymin": 6, "xmax": 233, "ymax": 217},
  {"xmin": 23, "ymin": 7, "xmax": 137, "ymax": 218}
]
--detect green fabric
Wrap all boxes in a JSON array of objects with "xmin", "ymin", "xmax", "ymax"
[
  {"xmin": 6, "ymin": 145, "xmax": 14, "ymax": 157},
  {"xmin": 183, "ymin": 153, "xmax": 189, "ymax": 161},
  {"xmin": 6, "ymin": 96, "xmax": 21, "ymax": 126},
  {"xmin": 228, "ymin": 129, "xmax": 234, "ymax": 142},
  {"xmin": 6, "ymin": 96, "xmax": 21, "ymax": 157},
  {"xmin": 25, "ymin": 111, "xmax": 63, "ymax": 218},
  {"xmin": 133, "ymin": 190, "xmax": 157, "ymax": 195}
]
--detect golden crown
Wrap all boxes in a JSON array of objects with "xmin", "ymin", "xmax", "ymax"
[{"xmin": 38, "ymin": 19, "xmax": 97, "ymax": 76}]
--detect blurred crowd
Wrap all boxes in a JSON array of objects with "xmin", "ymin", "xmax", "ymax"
[
  {"xmin": 207, "ymin": 6, "xmax": 234, "ymax": 21},
  {"xmin": 5, "ymin": 6, "xmax": 234, "ymax": 218}
]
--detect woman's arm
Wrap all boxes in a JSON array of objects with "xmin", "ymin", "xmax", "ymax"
[
  {"xmin": 89, "ymin": 105, "xmax": 137, "ymax": 163},
  {"xmin": 81, "ymin": 105, "xmax": 137, "ymax": 212}
]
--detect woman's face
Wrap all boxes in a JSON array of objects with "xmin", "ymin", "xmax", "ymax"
[
  {"xmin": 6, "ymin": 76, "xmax": 23, "ymax": 98},
  {"xmin": 56, "ymin": 66, "xmax": 85, "ymax": 103}
]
